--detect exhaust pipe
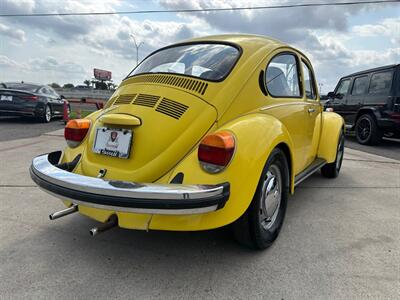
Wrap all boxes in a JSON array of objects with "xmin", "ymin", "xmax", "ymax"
[
  {"xmin": 49, "ymin": 204, "xmax": 78, "ymax": 220},
  {"xmin": 89, "ymin": 215, "xmax": 118, "ymax": 236}
]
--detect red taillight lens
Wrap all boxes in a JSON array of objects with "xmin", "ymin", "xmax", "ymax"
[
  {"xmin": 21, "ymin": 95, "xmax": 38, "ymax": 101},
  {"xmin": 198, "ymin": 131, "xmax": 235, "ymax": 173},
  {"xmin": 64, "ymin": 119, "xmax": 91, "ymax": 148}
]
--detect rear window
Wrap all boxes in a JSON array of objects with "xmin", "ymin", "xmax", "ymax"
[
  {"xmin": 128, "ymin": 43, "xmax": 240, "ymax": 81},
  {"xmin": 351, "ymin": 76, "xmax": 369, "ymax": 95},
  {"xmin": 369, "ymin": 71, "xmax": 393, "ymax": 94},
  {"xmin": 4, "ymin": 83, "xmax": 39, "ymax": 92}
]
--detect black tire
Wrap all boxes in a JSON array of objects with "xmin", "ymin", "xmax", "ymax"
[
  {"xmin": 321, "ymin": 130, "xmax": 344, "ymax": 178},
  {"xmin": 355, "ymin": 114, "xmax": 382, "ymax": 145},
  {"xmin": 232, "ymin": 148, "xmax": 289, "ymax": 250},
  {"xmin": 38, "ymin": 104, "xmax": 52, "ymax": 123}
]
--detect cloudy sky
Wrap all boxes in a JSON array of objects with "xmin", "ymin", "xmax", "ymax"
[{"xmin": 0, "ymin": 0, "xmax": 399, "ymax": 93}]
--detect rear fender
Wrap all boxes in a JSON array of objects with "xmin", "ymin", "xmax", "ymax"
[
  {"xmin": 149, "ymin": 113, "xmax": 295, "ymax": 231},
  {"xmin": 317, "ymin": 112, "xmax": 344, "ymax": 163}
]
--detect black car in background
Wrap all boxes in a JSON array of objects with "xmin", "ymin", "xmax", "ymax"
[
  {"xmin": 0, "ymin": 82, "xmax": 68, "ymax": 123},
  {"xmin": 326, "ymin": 64, "xmax": 400, "ymax": 145}
]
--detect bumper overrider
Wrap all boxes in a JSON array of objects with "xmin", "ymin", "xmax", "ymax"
[{"xmin": 30, "ymin": 151, "xmax": 230, "ymax": 215}]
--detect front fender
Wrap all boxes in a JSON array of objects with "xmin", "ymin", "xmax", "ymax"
[
  {"xmin": 149, "ymin": 113, "xmax": 295, "ymax": 231},
  {"xmin": 317, "ymin": 112, "xmax": 344, "ymax": 163}
]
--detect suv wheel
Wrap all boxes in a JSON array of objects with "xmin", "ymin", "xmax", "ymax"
[{"xmin": 355, "ymin": 114, "xmax": 382, "ymax": 145}]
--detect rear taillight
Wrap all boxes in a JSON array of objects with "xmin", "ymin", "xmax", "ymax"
[
  {"xmin": 198, "ymin": 131, "xmax": 235, "ymax": 173},
  {"xmin": 21, "ymin": 95, "xmax": 38, "ymax": 101},
  {"xmin": 64, "ymin": 119, "xmax": 91, "ymax": 148}
]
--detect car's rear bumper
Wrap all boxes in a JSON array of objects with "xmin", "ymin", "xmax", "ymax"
[{"xmin": 30, "ymin": 151, "xmax": 230, "ymax": 215}]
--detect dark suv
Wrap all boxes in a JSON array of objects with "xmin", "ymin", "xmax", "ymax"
[{"xmin": 326, "ymin": 64, "xmax": 400, "ymax": 145}]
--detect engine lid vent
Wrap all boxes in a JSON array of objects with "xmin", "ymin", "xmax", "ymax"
[
  {"xmin": 114, "ymin": 94, "xmax": 137, "ymax": 105},
  {"xmin": 155, "ymin": 98, "xmax": 189, "ymax": 120},
  {"xmin": 129, "ymin": 74, "xmax": 208, "ymax": 96},
  {"xmin": 133, "ymin": 94, "xmax": 160, "ymax": 108}
]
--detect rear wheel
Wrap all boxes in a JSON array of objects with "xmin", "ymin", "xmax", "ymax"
[
  {"xmin": 232, "ymin": 148, "xmax": 289, "ymax": 250},
  {"xmin": 355, "ymin": 114, "xmax": 382, "ymax": 145},
  {"xmin": 39, "ymin": 105, "xmax": 52, "ymax": 123},
  {"xmin": 321, "ymin": 130, "xmax": 344, "ymax": 178}
]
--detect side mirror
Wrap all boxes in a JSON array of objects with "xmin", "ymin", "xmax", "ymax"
[
  {"xmin": 327, "ymin": 91, "xmax": 335, "ymax": 98},
  {"xmin": 60, "ymin": 95, "xmax": 66, "ymax": 99}
]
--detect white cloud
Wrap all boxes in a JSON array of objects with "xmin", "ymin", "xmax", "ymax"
[
  {"xmin": 353, "ymin": 18, "xmax": 400, "ymax": 44},
  {"xmin": 0, "ymin": 0, "xmax": 397, "ymax": 91},
  {"xmin": 29, "ymin": 56, "xmax": 86, "ymax": 74},
  {"xmin": 0, "ymin": 23, "xmax": 26, "ymax": 42},
  {"xmin": 0, "ymin": 55, "xmax": 29, "ymax": 69}
]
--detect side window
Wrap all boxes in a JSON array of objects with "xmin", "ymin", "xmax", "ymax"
[
  {"xmin": 265, "ymin": 53, "xmax": 301, "ymax": 97},
  {"xmin": 39, "ymin": 87, "xmax": 47, "ymax": 94},
  {"xmin": 369, "ymin": 71, "xmax": 393, "ymax": 94},
  {"xmin": 335, "ymin": 79, "xmax": 350, "ymax": 96},
  {"xmin": 351, "ymin": 76, "xmax": 369, "ymax": 95},
  {"xmin": 49, "ymin": 87, "xmax": 59, "ymax": 97},
  {"xmin": 302, "ymin": 61, "xmax": 316, "ymax": 100}
]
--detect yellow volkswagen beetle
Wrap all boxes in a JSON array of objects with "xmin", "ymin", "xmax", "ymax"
[{"xmin": 30, "ymin": 34, "xmax": 344, "ymax": 249}]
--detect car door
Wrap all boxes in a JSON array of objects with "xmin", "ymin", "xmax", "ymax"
[
  {"xmin": 301, "ymin": 59, "xmax": 321, "ymax": 167},
  {"xmin": 331, "ymin": 78, "xmax": 351, "ymax": 122},
  {"xmin": 263, "ymin": 51, "xmax": 311, "ymax": 174},
  {"xmin": 48, "ymin": 87, "xmax": 64, "ymax": 115},
  {"xmin": 44, "ymin": 87, "xmax": 62, "ymax": 115},
  {"xmin": 347, "ymin": 75, "xmax": 369, "ymax": 124}
]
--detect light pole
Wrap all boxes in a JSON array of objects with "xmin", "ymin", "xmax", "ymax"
[
  {"xmin": 130, "ymin": 34, "xmax": 144, "ymax": 66},
  {"xmin": 318, "ymin": 82, "xmax": 324, "ymax": 95}
]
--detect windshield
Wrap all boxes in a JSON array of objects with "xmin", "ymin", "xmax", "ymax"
[
  {"xmin": 4, "ymin": 83, "xmax": 40, "ymax": 92},
  {"xmin": 129, "ymin": 43, "xmax": 240, "ymax": 81}
]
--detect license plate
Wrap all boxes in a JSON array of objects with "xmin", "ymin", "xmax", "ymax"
[
  {"xmin": 0, "ymin": 95, "xmax": 12, "ymax": 101},
  {"xmin": 93, "ymin": 127, "xmax": 132, "ymax": 159}
]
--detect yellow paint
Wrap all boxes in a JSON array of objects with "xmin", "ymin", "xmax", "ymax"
[
  {"xmin": 317, "ymin": 112, "xmax": 345, "ymax": 163},
  {"xmin": 58, "ymin": 34, "xmax": 343, "ymax": 231}
]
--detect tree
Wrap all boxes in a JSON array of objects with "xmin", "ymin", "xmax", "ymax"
[
  {"xmin": 63, "ymin": 83, "xmax": 74, "ymax": 89},
  {"xmin": 49, "ymin": 82, "xmax": 60, "ymax": 88},
  {"xmin": 83, "ymin": 80, "xmax": 91, "ymax": 87}
]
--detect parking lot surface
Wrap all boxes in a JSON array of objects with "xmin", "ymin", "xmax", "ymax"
[
  {"xmin": 0, "ymin": 116, "xmax": 64, "ymax": 141},
  {"xmin": 0, "ymin": 132, "xmax": 399, "ymax": 299},
  {"xmin": 345, "ymin": 134, "xmax": 400, "ymax": 161}
]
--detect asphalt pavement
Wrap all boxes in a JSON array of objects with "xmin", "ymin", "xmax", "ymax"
[
  {"xmin": 0, "ymin": 131, "xmax": 399, "ymax": 299},
  {"xmin": 345, "ymin": 135, "xmax": 400, "ymax": 161},
  {"xmin": 0, "ymin": 116, "xmax": 64, "ymax": 141}
]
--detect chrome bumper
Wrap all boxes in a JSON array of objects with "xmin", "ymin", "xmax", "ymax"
[{"xmin": 30, "ymin": 151, "xmax": 230, "ymax": 215}]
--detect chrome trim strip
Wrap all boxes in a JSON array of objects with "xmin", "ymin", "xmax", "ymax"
[{"xmin": 45, "ymin": 190, "xmax": 219, "ymax": 215}]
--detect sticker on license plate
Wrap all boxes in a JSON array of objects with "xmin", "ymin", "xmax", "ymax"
[
  {"xmin": 92, "ymin": 127, "xmax": 132, "ymax": 159},
  {"xmin": 0, "ymin": 95, "xmax": 12, "ymax": 101}
]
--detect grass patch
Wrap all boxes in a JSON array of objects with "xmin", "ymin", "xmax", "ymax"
[{"xmin": 69, "ymin": 110, "xmax": 93, "ymax": 119}]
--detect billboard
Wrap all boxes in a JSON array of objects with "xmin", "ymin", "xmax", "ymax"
[{"xmin": 94, "ymin": 68, "xmax": 112, "ymax": 81}]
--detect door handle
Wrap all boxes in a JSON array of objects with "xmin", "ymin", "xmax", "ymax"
[{"xmin": 308, "ymin": 108, "xmax": 316, "ymax": 113}]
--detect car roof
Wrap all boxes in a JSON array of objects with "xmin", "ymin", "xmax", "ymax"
[
  {"xmin": 342, "ymin": 64, "xmax": 399, "ymax": 79},
  {"xmin": 174, "ymin": 34, "xmax": 297, "ymax": 56},
  {"xmin": 5, "ymin": 82, "xmax": 43, "ymax": 87}
]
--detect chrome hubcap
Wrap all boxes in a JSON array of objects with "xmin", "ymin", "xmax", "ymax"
[
  {"xmin": 45, "ymin": 106, "xmax": 51, "ymax": 121},
  {"xmin": 259, "ymin": 164, "xmax": 282, "ymax": 230}
]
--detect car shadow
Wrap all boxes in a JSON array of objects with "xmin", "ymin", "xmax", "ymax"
[{"xmin": 0, "ymin": 116, "xmax": 38, "ymax": 123}]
